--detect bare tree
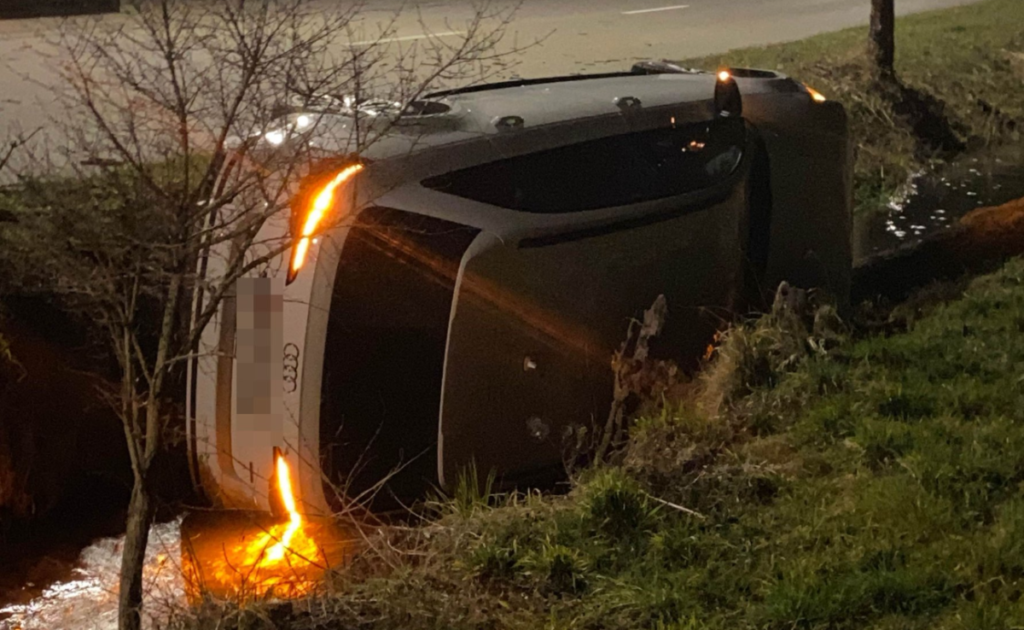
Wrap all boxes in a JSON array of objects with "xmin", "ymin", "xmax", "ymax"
[
  {"xmin": 870, "ymin": 0, "xmax": 895, "ymax": 77},
  {"xmin": 0, "ymin": 0, "xmax": 525, "ymax": 628},
  {"xmin": 0, "ymin": 130, "xmax": 38, "ymax": 175}
]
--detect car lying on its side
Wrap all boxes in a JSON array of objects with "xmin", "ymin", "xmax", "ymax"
[{"xmin": 186, "ymin": 62, "xmax": 852, "ymax": 515}]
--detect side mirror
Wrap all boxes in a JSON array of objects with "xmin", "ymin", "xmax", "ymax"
[{"xmin": 714, "ymin": 70, "xmax": 743, "ymax": 119}]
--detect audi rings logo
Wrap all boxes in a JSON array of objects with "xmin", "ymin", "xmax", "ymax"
[{"xmin": 282, "ymin": 343, "xmax": 300, "ymax": 393}]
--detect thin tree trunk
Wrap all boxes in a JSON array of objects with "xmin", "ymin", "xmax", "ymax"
[
  {"xmin": 870, "ymin": 0, "xmax": 896, "ymax": 77},
  {"xmin": 117, "ymin": 274, "xmax": 178, "ymax": 630},
  {"xmin": 118, "ymin": 474, "xmax": 153, "ymax": 630}
]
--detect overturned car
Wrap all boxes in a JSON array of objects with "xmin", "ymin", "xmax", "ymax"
[{"xmin": 186, "ymin": 63, "xmax": 852, "ymax": 515}]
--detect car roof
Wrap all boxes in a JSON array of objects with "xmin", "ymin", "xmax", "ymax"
[{"xmin": 295, "ymin": 71, "xmax": 726, "ymax": 160}]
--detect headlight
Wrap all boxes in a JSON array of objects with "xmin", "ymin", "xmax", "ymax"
[{"xmin": 264, "ymin": 129, "xmax": 286, "ymax": 145}]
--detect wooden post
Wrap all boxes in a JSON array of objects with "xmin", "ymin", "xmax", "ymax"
[{"xmin": 870, "ymin": 0, "xmax": 896, "ymax": 76}]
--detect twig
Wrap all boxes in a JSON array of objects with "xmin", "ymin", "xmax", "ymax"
[
  {"xmin": 0, "ymin": 128, "xmax": 41, "ymax": 173},
  {"xmin": 596, "ymin": 294, "xmax": 668, "ymax": 463},
  {"xmin": 642, "ymin": 491, "xmax": 706, "ymax": 519}
]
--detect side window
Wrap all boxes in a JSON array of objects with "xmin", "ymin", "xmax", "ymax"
[{"xmin": 422, "ymin": 118, "xmax": 745, "ymax": 213}]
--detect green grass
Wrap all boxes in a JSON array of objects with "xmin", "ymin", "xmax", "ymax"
[
  {"xmin": 174, "ymin": 257, "xmax": 1024, "ymax": 629},
  {"xmin": 683, "ymin": 0, "xmax": 1024, "ymax": 213},
  {"xmin": 520, "ymin": 257, "xmax": 1024, "ymax": 629}
]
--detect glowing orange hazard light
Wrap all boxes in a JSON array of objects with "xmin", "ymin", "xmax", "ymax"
[{"xmin": 287, "ymin": 163, "xmax": 364, "ymax": 284}]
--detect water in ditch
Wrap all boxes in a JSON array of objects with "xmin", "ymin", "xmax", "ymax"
[
  {"xmin": 0, "ymin": 513, "xmax": 357, "ymax": 630},
  {"xmin": 0, "ymin": 519, "xmax": 185, "ymax": 630},
  {"xmin": 853, "ymin": 145, "xmax": 1024, "ymax": 262}
]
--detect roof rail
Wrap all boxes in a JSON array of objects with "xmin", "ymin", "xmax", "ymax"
[
  {"xmin": 423, "ymin": 71, "xmax": 643, "ymax": 99},
  {"xmin": 630, "ymin": 60, "xmax": 704, "ymax": 75}
]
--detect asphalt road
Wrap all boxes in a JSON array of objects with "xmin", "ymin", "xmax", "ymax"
[
  {"xmin": 359, "ymin": 0, "xmax": 984, "ymax": 76},
  {"xmin": 0, "ymin": 0, "xmax": 983, "ymax": 154}
]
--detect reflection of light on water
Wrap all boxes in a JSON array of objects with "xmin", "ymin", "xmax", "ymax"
[
  {"xmin": 886, "ymin": 169, "xmax": 924, "ymax": 213},
  {"xmin": 1, "ymin": 510, "xmax": 355, "ymax": 630},
  {"xmin": 213, "ymin": 451, "xmax": 326, "ymax": 598},
  {"xmin": 0, "ymin": 520, "xmax": 185, "ymax": 630},
  {"xmin": 0, "ymin": 461, "xmax": 354, "ymax": 628},
  {"xmin": 184, "ymin": 515, "xmax": 331, "ymax": 602},
  {"xmin": 854, "ymin": 148, "xmax": 1024, "ymax": 260},
  {"xmin": 182, "ymin": 455, "xmax": 354, "ymax": 602}
]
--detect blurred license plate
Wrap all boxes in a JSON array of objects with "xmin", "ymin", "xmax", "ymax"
[{"xmin": 236, "ymin": 277, "xmax": 283, "ymax": 431}]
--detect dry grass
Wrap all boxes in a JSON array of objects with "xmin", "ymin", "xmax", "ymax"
[{"xmin": 699, "ymin": 282, "xmax": 846, "ymax": 417}]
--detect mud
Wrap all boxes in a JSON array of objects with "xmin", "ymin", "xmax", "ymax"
[{"xmin": 0, "ymin": 303, "xmax": 131, "ymax": 545}]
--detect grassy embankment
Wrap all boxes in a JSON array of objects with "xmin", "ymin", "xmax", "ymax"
[
  {"xmin": 179, "ymin": 261, "xmax": 1024, "ymax": 628},
  {"xmin": 686, "ymin": 0, "xmax": 1024, "ymax": 213}
]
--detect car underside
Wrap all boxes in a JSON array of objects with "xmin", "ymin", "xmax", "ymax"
[{"xmin": 186, "ymin": 64, "xmax": 853, "ymax": 515}]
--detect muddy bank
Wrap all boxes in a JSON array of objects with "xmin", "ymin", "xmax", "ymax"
[
  {"xmin": 0, "ymin": 302, "xmax": 131, "ymax": 550},
  {"xmin": 853, "ymin": 195, "xmax": 1024, "ymax": 304},
  {"xmin": 0, "ymin": 297, "xmax": 198, "ymax": 623}
]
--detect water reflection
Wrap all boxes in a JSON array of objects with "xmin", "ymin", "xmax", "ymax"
[
  {"xmin": 181, "ymin": 511, "xmax": 355, "ymax": 603},
  {"xmin": 0, "ymin": 513, "xmax": 357, "ymax": 629},
  {"xmin": 853, "ymin": 147, "xmax": 1024, "ymax": 261},
  {"xmin": 0, "ymin": 519, "xmax": 184, "ymax": 630}
]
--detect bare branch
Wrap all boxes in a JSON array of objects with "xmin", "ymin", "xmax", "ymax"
[{"xmin": 0, "ymin": 0, "xmax": 529, "ymax": 625}]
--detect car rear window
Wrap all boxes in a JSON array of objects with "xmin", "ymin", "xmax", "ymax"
[{"xmin": 422, "ymin": 118, "xmax": 745, "ymax": 213}]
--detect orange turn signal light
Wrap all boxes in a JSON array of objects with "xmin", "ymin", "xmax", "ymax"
[
  {"xmin": 804, "ymin": 84, "xmax": 827, "ymax": 103},
  {"xmin": 286, "ymin": 163, "xmax": 364, "ymax": 284}
]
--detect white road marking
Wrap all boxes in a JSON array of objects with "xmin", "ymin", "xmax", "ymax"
[
  {"xmin": 350, "ymin": 30, "xmax": 465, "ymax": 46},
  {"xmin": 621, "ymin": 4, "xmax": 690, "ymax": 15}
]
